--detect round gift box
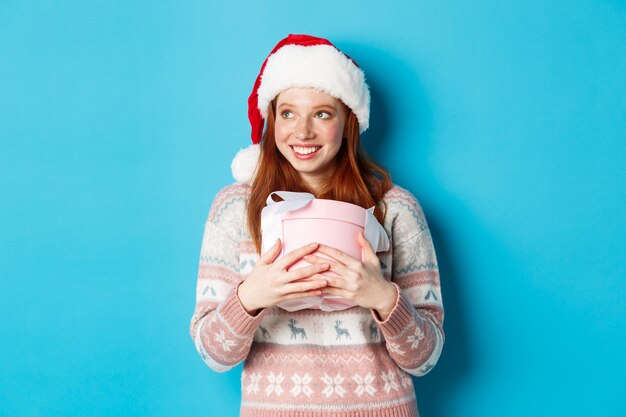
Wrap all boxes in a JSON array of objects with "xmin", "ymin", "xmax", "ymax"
[{"xmin": 269, "ymin": 198, "xmax": 368, "ymax": 311}]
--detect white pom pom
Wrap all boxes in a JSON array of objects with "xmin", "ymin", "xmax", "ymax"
[{"xmin": 231, "ymin": 144, "xmax": 260, "ymax": 184}]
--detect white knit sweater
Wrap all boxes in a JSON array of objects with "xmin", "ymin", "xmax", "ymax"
[{"xmin": 189, "ymin": 182, "xmax": 444, "ymax": 417}]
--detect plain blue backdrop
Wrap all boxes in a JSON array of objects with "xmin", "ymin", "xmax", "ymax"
[{"xmin": 1, "ymin": 1, "xmax": 625, "ymax": 416}]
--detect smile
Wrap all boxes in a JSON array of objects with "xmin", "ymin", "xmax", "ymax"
[{"xmin": 291, "ymin": 146, "xmax": 320, "ymax": 155}]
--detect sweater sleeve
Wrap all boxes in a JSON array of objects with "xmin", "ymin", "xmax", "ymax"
[
  {"xmin": 189, "ymin": 187, "xmax": 268, "ymax": 372},
  {"xmin": 371, "ymin": 195, "xmax": 445, "ymax": 376}
]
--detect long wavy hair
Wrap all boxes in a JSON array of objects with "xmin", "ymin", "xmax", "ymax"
[{"xmin": 247, "ymin": 98, "xmax": 393, "ymax": 254}]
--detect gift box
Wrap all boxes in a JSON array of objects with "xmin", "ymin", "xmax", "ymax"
[{"xmin": 261, "ymin": 191, "xmax": 390, "ymax": 312}]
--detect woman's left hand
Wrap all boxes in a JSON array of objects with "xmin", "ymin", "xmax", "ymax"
[{"xmin": 302, "ymin": 231, "xmax": 398, "ymax": 320}]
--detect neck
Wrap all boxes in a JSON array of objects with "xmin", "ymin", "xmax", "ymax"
[
  {"xmin": 298, "ymin": 173, "xmax": 324, "ymax": 195},
  {"xmin": 298, "ymin": 166, "xmax": 337, "ymax": 195}
]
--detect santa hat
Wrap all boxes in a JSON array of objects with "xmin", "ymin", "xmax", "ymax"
[{"xmin": 231, "ymin": 34, "xmax": 370, "ymax": 184}]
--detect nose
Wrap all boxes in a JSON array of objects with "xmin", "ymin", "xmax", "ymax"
[{"xmin": 295, "ymin": 117, "xmax": 314, "ymax": 140}]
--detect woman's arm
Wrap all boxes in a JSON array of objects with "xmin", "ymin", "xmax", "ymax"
[
  {"xmin": 304, "ymin": 189, "xmax": 445, "ymax": 377},
  {"xmin": 189, "ymin": 186, "xmax": 332, "ymax": 372},
  {"xmin": 189, "ymin": 188, "xmax": 267, "ymax": 373},
  {"xmin": 372, "ymin": 226, "xmax": 444, "ymax": 377}
]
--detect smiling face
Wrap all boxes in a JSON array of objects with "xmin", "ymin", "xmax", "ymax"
[{"xmin": 274, "ymin": 87, "xmax": 347, "ymax": 192}]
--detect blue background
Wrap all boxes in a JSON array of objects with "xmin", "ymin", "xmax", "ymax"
[{"xmin": 1, "ymin": 1, "xmax": 625, "ymax": 416}]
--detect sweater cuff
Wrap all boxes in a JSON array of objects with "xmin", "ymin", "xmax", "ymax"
[
  {"xmin": 216, "ymin": 284, "xmax": 267, "ymax": 336},
  {"xmin": 371, "ymin": 282, "xmax": 415, "ymax": 336}
]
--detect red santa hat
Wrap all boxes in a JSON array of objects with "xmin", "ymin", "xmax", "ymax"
[{"xmin": 231, "ymin": 34, "xmax": 370, "ymax": 184}]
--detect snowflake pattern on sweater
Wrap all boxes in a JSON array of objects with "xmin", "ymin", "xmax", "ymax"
[{"xmin": 189, "ymin": 182, "xmax": 444, "ymax": 417}]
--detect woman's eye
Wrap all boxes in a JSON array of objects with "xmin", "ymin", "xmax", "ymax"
[
  {"xmin": 281, "ymin": 110, "xmax": 294, "ymax": 119},
  {"xmin": 315, "ymin": 111, "xmax": 331, "ymax": 119}
]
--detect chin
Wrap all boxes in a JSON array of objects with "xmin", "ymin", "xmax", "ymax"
[{"xmin": 290, "ymin": 164, "xmax": 319, "ymax": 174}]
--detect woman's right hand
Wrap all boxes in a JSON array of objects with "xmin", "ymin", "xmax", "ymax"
[{"xmin": 237, "ymin": 239, "xmax": 330, "ymax": 314}]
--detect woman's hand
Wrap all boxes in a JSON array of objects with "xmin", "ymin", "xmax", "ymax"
[
  {"xmin": 237, "ymin": 239, "xmax": 330, "ymax": 314},
  {"xmin": 303, "ymin": 232, "xmax": 398, "ymax": 320}
]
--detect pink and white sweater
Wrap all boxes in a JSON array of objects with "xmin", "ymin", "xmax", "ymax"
[{"xmin": 189, "ymin": 182, "xmax": 444, "ymax": 417}]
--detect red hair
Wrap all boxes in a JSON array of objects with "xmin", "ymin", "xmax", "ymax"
[{"xmin": 247, "ymin": 98, "xmax": 392, "ymax": 254}]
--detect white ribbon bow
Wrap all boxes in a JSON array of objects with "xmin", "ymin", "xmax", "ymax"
[{"xmin": 260, "ymin": 191, "xmax": 390, "ymax": 255}]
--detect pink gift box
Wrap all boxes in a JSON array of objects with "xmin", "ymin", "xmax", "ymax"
[{"xmin": 261, "ymin": 191, "xmax": 389, "ymax": 312}]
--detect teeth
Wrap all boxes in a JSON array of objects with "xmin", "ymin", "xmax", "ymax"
[{"xmin": 293, "ymin": 146, "xmax": 320, "ymax": 155}]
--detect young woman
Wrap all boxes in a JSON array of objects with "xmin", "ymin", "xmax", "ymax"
[{"xmin": 190, "ymin": 34, "xmax": 444, "ymax": 417}]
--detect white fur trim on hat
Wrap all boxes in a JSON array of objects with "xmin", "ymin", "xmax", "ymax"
[
  {"xmin": 231, "ymin": 144, "xmax": 260, "ymax": 184},
  {"xmin": 257, "ymin": 44, "xmax": 370, "ymax": 133}
]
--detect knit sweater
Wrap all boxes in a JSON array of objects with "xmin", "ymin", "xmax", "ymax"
[{"xmin": 189, "ymin": 182, "xmax": 444, "ymax": 417}]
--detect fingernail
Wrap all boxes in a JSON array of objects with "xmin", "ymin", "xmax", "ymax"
[
  {"xmin": 320, "ymin": 263, "xmax": 329, "ymax": 269},
  {"xmin": 309, "ymin": 242, "xmax": 318, "ymax": 248}
]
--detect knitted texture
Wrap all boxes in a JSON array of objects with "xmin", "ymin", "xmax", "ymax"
[{"xmin": 190, "ymin": 183, "xmax": 444, "ymax": 417}]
